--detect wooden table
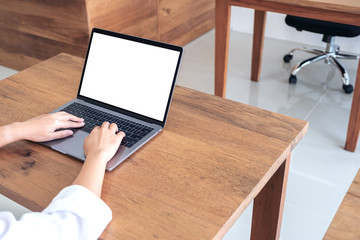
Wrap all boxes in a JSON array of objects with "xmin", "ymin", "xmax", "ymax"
[
  {"xmin": 0, "ymin": 53, "xmax": 308, "ymax": 239},
  {"xmin": 323, "ymin": 169, "xmax": 360, "ymax": 239},
  {"xmin": 215, "ymin": 0, "xmax": 360, "ymax": 152}
]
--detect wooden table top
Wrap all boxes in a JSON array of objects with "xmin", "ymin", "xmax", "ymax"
[
  {"xmin": 0, "ymin": 53, "xmax": 308, "ymax": 239},
  {"xmin": 227, "ymin": 0, "xmax": 360, "ymax": 26},
  {"xmin": 266, "ymin": 0, "xmax": 360, "ymax": 11},
  {"xmin": 324, "ymin": 169, "xmax": 360, "ymax": 240}
]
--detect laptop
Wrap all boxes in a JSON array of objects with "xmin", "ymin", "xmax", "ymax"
[{"xmin": 42, "ymin": 28, "xmax": 183, "ymax": 171}]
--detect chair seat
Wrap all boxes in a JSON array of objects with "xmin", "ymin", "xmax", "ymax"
[{"xmin": 285, "ymin": 15, "xmax": 360, "ymax": 38}]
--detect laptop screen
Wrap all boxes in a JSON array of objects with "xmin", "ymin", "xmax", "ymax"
[{"xmin": 78, "ymin": 30, "xmax": 182, "ymax": 122}]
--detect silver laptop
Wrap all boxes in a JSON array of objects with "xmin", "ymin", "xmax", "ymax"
[{"xmin": 42, "ymin": 28, "xmax": 183, "ymax": 171}]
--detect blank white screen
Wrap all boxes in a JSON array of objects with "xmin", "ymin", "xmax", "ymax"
[{"xmin": 79, "ymin": 32, "xmax": 180, "ymax": 121}]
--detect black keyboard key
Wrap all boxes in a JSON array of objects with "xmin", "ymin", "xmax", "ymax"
[
  {"xmin": 130, "ymin": 134, "xmax": 142, "ymax": 140},
  {"xmin": 122, "ymin": 136, "xmax": 138, "ymax": 148},
  {"xmin": 81, "ymin": 126, "xmax": 93, "ymax": 133},
  {"xmin": 60, "ymin": 102, "xmax": 153, "ymax": 147}
]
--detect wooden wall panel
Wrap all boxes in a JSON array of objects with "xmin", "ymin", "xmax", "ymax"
[
  {"xmin": 85, "ymin": 0, "xmax": 159, "ymax": 41},
  {"xmin": 0, "ymin": 0, "xmax": 89, "ymax": 70},
  {"xmin": 0, "ymin": 0, "xmax": 214, "ymax": 70},
  {"xmin": 0, "ymin": 28, "xmax": 87, "ymax": 70},
  {"xmin": 158, "ymin": 0, "xmax": 215, "ymax": 45}
]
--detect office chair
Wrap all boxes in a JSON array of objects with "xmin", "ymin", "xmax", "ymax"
[{"xmin": 283, "ymin": 15, "xmax": 360, "ymax": 94}]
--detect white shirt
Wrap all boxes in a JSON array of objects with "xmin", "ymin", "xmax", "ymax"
[{"xmin": 0, "ymin": 185, "xmax": 112, "ymax": 240}]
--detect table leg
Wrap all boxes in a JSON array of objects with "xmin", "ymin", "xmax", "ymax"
[
  {"xmin": 251, "ymin": 10, "xmax": 267, "ymax": 82},
  {"xmin": 345, "ymin": 59, "xmax": 360, "ymax": 152},
  {"xmin": 250, "ymin": 154, "xmax": 291, "ymax": 240},
  {"xmin": 215, "ymin": 0, "xmax": 231, "ymax": 97}
]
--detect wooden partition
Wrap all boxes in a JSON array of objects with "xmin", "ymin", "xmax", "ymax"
[{"xmin": 0, "ymin": 0, "xmax": 214, "ymax": 70}]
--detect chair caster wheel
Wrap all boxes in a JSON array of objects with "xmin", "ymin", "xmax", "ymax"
[
  {"xmin": 335, "ymin": 46, "xmax": 340, "ymax": 54},
  {"xmin": 343, "ymin": 84, "xmax": 354, "ymax": 94},
  {"xmin": 289, "ymin": 75, "xmax": 297, "ymax": 84},
  {"xmin": 283, "ymin": 54, "xmax": 293, "ymax": 63}
]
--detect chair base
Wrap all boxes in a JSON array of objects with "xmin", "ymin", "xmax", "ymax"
[
  {"xmin": 288, "ymin": 74, "xmax": 354, "ymax": 93},
  {"xmin": 284, "ymin": 37, "xmax": 359, "ymax": 94}
]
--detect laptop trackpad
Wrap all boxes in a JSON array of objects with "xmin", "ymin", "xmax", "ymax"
[{"xmin": 51, "ymin": 130, "xmax": 88, "ymax": 160}]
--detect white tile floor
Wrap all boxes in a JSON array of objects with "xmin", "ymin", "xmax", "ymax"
[
  {"xmin": 1, "ymin": 30, "xmax": 360, "ymax": 239},
  {"xmin": 0, "ymin": 66, "xmax": 17, "ymax": 80}
]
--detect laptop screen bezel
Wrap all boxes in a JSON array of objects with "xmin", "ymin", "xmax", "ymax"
[{"xmin": 77, "ymin": 28, "xmax": 183, "ymax": 128}]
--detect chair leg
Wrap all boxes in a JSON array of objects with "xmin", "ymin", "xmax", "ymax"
[
  {"xmin": 335, "ymin": 53, "xmax": 359, "ymax": 60},
  {"xmin": 288, "ymin": 54, "xmax": 327, "ymax": 84},
  {"xmin": 328, "ymin": 56, "xmax": 354, "ymax": 93},
  {"xmin": 288, "ymin": 47, "xmax": 323, "ymax": 56},
  {"xmin": 291, "ymin": 54, "xmax": 327, "ymax": 76},
  {"xmin": 284, "ymin": 48, "xmax": 324, "ymax": 63},
  {"xmin": 329, "ymin": 56, "xmax": 350, "ymax": 85}
]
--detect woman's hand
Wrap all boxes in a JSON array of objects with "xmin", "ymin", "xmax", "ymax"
[
  {"xmin": 73, "ymin": 122, "xmax": 125, "ymax": 197},
  {"xmin": 0, "ymin": 112, "xmax": 84, "ymax": 148},
  {"xmin": 83, "ymin": 122, "xmax": 125, "ymax": 164},
  {"xmin": 17, "ymin": 112, "xmax": 85, "ymax": 142}
]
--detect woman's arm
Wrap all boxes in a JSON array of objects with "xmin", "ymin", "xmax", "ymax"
[
  {"xmin": 0, "ymin": 112, "xmax": 84, "ymax": 148},
  {"xmin": 0, "ymin": 112, "xmax": 125, "ymax": 196},
  {"xmin": 73, "ymin": 122, "xmax": 125, "ymax": 197},
  {"xmin": 0, "ymin": 113, "xmax": 124, "ymax": 239}
]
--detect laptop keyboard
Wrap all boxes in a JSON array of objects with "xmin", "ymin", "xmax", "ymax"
[{"xmin": 61, "ymin": 102, "xmax": 154, "ymax": 148}]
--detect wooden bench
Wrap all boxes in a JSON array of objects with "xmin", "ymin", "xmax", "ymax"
[{"xmin": 323, "ymin": 169, "xmax": 360, "ymax": 239}]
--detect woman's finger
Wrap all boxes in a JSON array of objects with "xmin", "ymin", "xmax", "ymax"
[
  {"xmin": 57, "ymin": 111, "xmax": 84, "ymax": 122},
  {"xmin": 109, "ymin": 123, "xmax": 118, "ymax": 133}
]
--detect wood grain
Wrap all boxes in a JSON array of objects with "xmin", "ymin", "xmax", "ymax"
[
  {"xmin": 228, "ymin": 0, "xmax": 360, "ymax": 26},
  {"xmin": 158, "ymin": 0, "xmax": 215, "ymax": 46},
  {"xmin": 0, "ymin": 0, "xmax": 215, "ymax": 71},
  {"xmin": 251, "ymin": 154, "xmax": 291, "ymax": 240},
  {"xmin": 215, "ymin": 0, "xmax": 231, "ymax": 97},
  {"xmin": 0, "ymin": 53, "xmax": 308, "ymax": 239},
  {"xmin": 85, "ymin": 0, "xmax": 159, "ymax": 41},
  {"xmin": 323, "ymin": 169, "xmax": 360, "ymax": 240},
  {"xmin": 251, "ymin": 10, "xmax": 267, "ymax": 82},
  {"xmin": 345, "ymin": 59, "xmax": 360, "ymax": 151},
  {"xmin": 0, "ymin": 0, "xmax": 89, "ymax": 70},
  {"xmin": 264, "ymin": 0, "xmax": 360, "ymax": 17}
]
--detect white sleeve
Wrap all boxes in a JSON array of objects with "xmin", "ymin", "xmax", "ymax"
[{"xmin": 0, "ymin": 185, "xmax": 112, "ymax": 240}]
